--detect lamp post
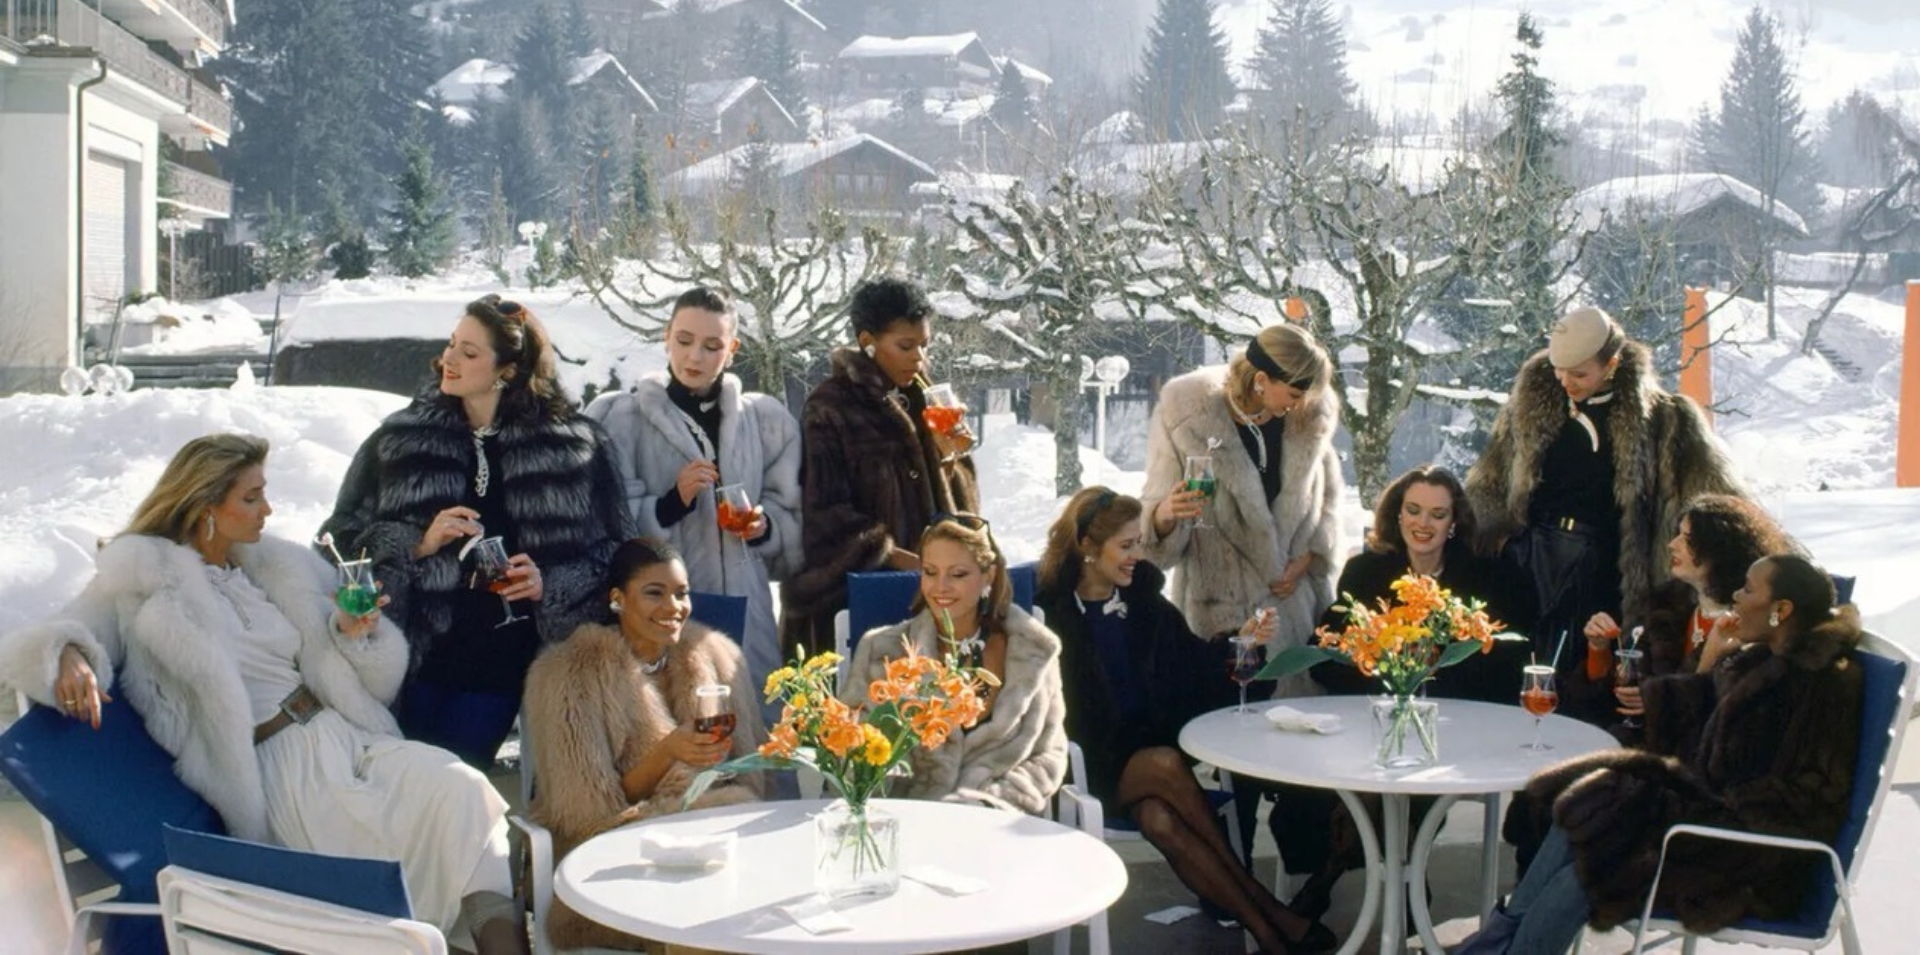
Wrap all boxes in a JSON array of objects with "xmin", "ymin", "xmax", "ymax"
[
  {"xmin": 517, "ymin": 220, "xmax": 548, "ymax": 249},
  {"xmin": 1079, "ymin": 355, "xmax": 1131, "ymax": 456},
  {"xmin": 158, "ymin": 217, "xmax": 193, "ymax": 300}
]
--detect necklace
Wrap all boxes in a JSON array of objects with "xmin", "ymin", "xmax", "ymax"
[
  {"xmin": 471, "ymin": 423, "xmax": 499, "ymax": 497},
  {"xmin": 1227, "ymin": 396, "xmax": 1271, "ymax": 471},
  {"xmin": 641, "ymin": 650, "xmax": 670, "ymax": 674}
]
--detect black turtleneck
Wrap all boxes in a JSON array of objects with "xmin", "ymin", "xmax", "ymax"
[
  {"xmin": 1531, "ymin": 392, "xmax": 1619, "ymax": 533},
  {"xmin": 654, "ymin": 376, "xmax": 724, "ymax": 530}
]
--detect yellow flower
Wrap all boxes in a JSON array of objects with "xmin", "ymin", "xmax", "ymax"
[
  {"xmin": 860, "ymin": 724, "xmax": 891, "ymax": 765},
  {"xmin": 790, "ymin": 692, "xmax": 810, "ymax": 712},
  {"xmin": 803, "ymin": 652, "xmax": 842, "ymax": 673},
  {"xmin": 763, "ymin": 666, "xmax": 797, "ymax": 700}
]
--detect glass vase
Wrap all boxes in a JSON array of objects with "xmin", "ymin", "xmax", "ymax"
[
  {"xmin": 1371, "ymin": 695, "xmax": 1440, "ymax": 769},
  {"xmin": 813, "ymin": 801, "xmax": 900, "ymax": 899}
]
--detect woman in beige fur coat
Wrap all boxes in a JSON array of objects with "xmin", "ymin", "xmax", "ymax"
[
  {"xmin": 521, "ymin": 537, "xmax": 767, "ymax": 951},
  {"xmin": 1141, "ymin": 323, "xmax": 1345, "ymax": 695},
  {"xmin": 839, "ymin": 516, "xmax": 1068, "ymax": 815}
]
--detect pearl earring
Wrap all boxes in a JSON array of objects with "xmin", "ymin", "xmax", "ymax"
[
  {"xmin": 610, "ymin": 601, "xmax": 623, "ymax": 614},
  {"xmin": 862, "ymin": 344, "xmax": 876, "ymax": 359},
  {"xmin": 203, "ymin": 513, "xmax": 215, "ymax": 541},
  {"xmin": 492, "ymin": 378, "xmax": 507, "ymax": 392},
  {"xmin": 1446, "ymin": 526, "xmax": 1456, "ymax": 539},
  {"xmin": 1768, "ymin": 610, "xmax": 1780, "ymax": 627}
]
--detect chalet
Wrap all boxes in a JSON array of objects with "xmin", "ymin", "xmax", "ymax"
[
  {"xmin": 427, "ymin": 51, "xmax": 656, "ymax": 125},
  {"xmin": 1574, "ymin": 173, "xmax": 1811, "ymax": 286},
  {"xmin": 678, "ymin": 77, "xmax": 800, "ymax": 154},
  {"xmin": 662, "ymin": 133, "xmax": 935, "ymax": 220},
  {"xmin": 836, "ymin": 32, "xmax": 999, "ymax": 94}
]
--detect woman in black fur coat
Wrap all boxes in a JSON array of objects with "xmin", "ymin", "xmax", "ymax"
[
  {"xmin": 780, "ymin": 277, "xmax": 978, "ymax": 656},
  {"xmin": 1456, "ymin": 555, "xmax": 1865, "ymax": 954},
  {"xmin": 1035, "ymin": 488, "xmax": 1334, "ymax": 955},
  {"xmin": 320, "ymin": 295, "xmax": 632, "ymax": 768}
]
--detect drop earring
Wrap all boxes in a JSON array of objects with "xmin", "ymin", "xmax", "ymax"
[
  {"xmin": 203, "ymin": 513, "xmax": 215, "ymax": 541},
  {"xmin": 492, "ymin": 378, "xmax": 507, "ymax": 392},
  {"xmin": 862, "ymin": 343, "xmax": 876, "ymax": 359},
  {"xmin": 610, "ymin": 601, "xmax": 623, "ymax": 614},
  {"xmin": 1446, "ymin": 526, "xmax": 1456, "ymax": 538},
  {"xmin": 1768, "ymin": 610, "xmax": 1780, "ymax": 627}
]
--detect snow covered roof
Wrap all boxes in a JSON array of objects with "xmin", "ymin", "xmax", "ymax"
[
  {"xmin": 1573, "ymin": 172, "xmax": 1809, "ymax": 237},
  {"xmin": 430, "ymin": 58, "xmax": 514, "ymax": 105},
  {"xmin": 1079, "ymin": 111, "xmax": 1142, "ymax": 149},
  {"xmin": 662, "ymin": 134, "xmax": 935, "ymax": 194},
  {"xmin": 991, "ymin": 55, "xmax": 1052, "ymax": 88},
  {"xmin": 838, "ymin": 32, "xmax": 986, "ymax": 61},
  {"xmin": 909, "ymin": 171, "xmax": 1022, "ymax": 204},
  {"xmin": 569, "ymin": 50, "xmax": 659, "ymax": 111},
  {"xmin": 682, "ymin": 77, "xmax": 797, "ymax": 132},
  {"xmin": 1076, "ymin": 142, "xmax": 1213, "ymax": 196},
  {"xmin": 647, "ymin": 0, "xmax": 824, "ymax": 32}
]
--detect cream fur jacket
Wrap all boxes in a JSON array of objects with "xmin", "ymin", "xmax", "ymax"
[
  {"xmin": 840, "ymin": 607, "xmax": 1067, "ymax": 815},
  {"xmin": 0, "ymin": 535, "xmax": 409, "ymax": 842},
  {"xmin": 1141, "ymin": 365, "xmax": 1344, "ymax": 694},
  {"xmin": 521, "ymin": 620, "xmax": 767, "ymax": 952}
]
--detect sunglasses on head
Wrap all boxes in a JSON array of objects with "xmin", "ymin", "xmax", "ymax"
[{"xmin": 929, "ymin": 512, "xmax": 990, "ymax": 533}]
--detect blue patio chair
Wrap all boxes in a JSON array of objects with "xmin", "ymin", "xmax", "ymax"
[
  {"xmin": 0, "ymin": 689, "xmax": 224, "ymax": 955},
  {"xmin": 835, "ymin": 563, "xmax": 1038, "ymax": 686},
  {"xmin": 1624, "ymin": 632, "xmax": 1916, "ymax": 954},
  {"xmin": 158, "ymin": 826, "xmax": 443, "ymax": 953},
  {"xmin": 688, "ymin": 590, "xmax": 749, "ymax": 647}
]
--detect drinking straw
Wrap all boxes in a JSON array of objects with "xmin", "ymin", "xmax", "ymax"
[
  {"xmin": 314, "ymin": 532, "xmax": 347, "ymax": 567},
  {"xmin": 1549, "ymin": 629, "xmax": 1569, "ymax": 670}
]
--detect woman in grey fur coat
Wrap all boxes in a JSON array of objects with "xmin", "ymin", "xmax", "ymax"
[
  {"xmin": 585, "ymin": 288, "xmax": 802, "ymax": 710},
  {"xmin": 320, "ymin": 295, "xmax": 632, "ymax": 768},
  {"xmin": 1466, "ymin": 306, "xmax": 1743, "ymax": 725}
]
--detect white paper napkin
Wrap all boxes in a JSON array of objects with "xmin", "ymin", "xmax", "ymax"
[
  {"xmin": 1144, "ymin": 904, "xmax": 1201, "ymax": 925},
  {"xmin": 637, "ymin": 830, "xmax": 735, "ymax": 869},
  {"xmin": 1265, "ymin": 705, "xmax": 1343, "ymax": 734},
  {"xmin": 779, "ymin": 895, "xmax": 853, "ymax": 934},
  {"xmin": 903, "ymin": 865, "xmax": 987, "ymax": 896}
]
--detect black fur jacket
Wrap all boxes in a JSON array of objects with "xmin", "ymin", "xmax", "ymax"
[
  {"xmin": 1507, "ymin": 624, "xmax": 1864, "ymax": 932},
  {"xmin": 320, "ymin": 391, "xmax": 633, "ymax": 673},
  {"xmin": 1466, "ymin": 341, "xmax": 1744, "ymax": 624},
  {"xmin": 781, "ymin": 347, "xmax": 978, "ymax": 652}
]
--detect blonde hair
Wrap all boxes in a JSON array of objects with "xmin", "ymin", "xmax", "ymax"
[
  {"xmin": 123, "ymin": 433, "xmax": 270, "ymax": 544},
  {"xmin": 1227, "ymin": 323, "xmax": 1332, "ymax": 412},
  {"xmin": 910, "ymin": 515, "xmax": 1013, "ymax": 635}
]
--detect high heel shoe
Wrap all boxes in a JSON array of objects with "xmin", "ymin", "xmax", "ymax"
[
  {"xmin": 1260, "ymin": 921, "xmax": 1339, "ymax": 955},
  {"xmin": 1288, "ymin": 869, "xmax": 1339, "ymax": 921}
]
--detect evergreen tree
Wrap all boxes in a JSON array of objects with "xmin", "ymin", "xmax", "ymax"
[
  {"xmin": 763, "ymin": 18, "xmax": 807, "ymax": 117},
  {"xmin": 1819, "ymin": 90, "xmax": 1894, "ymax": 189},
  {"xmin": 320, "ymin": 185, "xmax": 374, "ymax": 280},
  {"xmin": 482, "ymin": 169, "xmax": 513, "ymax": 285},
  {"xmin": 515, "ymin": 0, "xmax": 574, "ymax": 112},
  {"xmin": 564, "ymin": 0, "xmax": 598, "ymax": 58},
  {"xmin": 1133, "ymin": 0, "xmax": 1234, "ymax": 141},
  {"xmin": 1488, "ymin": 13, "xmax": 1570, "ymax": 329},
  {"xmin": 730, "ymin": 17, "xmax": 769, "ymax": 80},
  {"xmin": 1247, "ymin": 0, "xmax": 1359, "ymax": 142},
  {"xmin": 386, "ymin": 116, "xmax": 456, "ymax": 278},
  {"xmin": 990, "ymin": 64, "xmax": 1035, "ymax": 130},
  {"xmin": 728, "ymin": 134, "xmax": 783, "ymax": 215},
  {"xmin": 1699, "ymin": 6, "xmax": 1822, "ymax": 217},
  {"xmin": 490, "ymin": 94, "xmax": 563, "ymax": 223},
  {"xmin": 626, "ymin": 117, "xmax": 656, "ymax": 227}
]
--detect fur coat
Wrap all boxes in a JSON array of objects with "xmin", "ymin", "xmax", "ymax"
[
  {"xmin": 521, "ymin": 621, "xmax": 767, "ymax": 951},
  {"xmin": 586, "ymin": 372, "xmax": 804, "ymax": 695},
  {"xmin": 0, "ymin": 535, "xmax": 410, "ymax": 843},
  {"xmin": 1465, "ymin": 342, "xmax": 1744, "ymax": 625},
  {"xmin": 320, "ymin": 391, "xmax": 633, "ymax": 674},
  {"xmin": 782, "ymin": 347, "xmax": 979, "ymax": 653},
  {"xmin": 1508, "ymin": 626, "xmax": 1864, "ymax": 932},
  {"xmin": 1141, "ymin": 365, "xmax": 1344, "ymax": 696},
  {"xmin": 840, "ymin": 607, "xmax": 1067, "ymax": 815}
]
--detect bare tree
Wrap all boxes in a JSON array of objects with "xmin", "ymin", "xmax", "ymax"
[{"xmin": 1801, "ymin": 101, "xmax": 1920, "ymax": 356}]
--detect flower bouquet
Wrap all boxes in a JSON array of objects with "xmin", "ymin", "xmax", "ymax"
[
  {"xmin": 684, "ymin": 642, "xmax": 997, "ymax": 897},
  {"xmin": 1256, "ymin": 574, "xmax": 1518, "ymax": 768}
]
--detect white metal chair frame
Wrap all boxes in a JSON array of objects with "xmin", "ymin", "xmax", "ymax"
[
  {"xmin": 1622, "ymin": 633, "xmax": 1915, "ymax": 955},
  {"xmin": 156, "ymin": 865, "xmax": 447, "ymax": 955}
]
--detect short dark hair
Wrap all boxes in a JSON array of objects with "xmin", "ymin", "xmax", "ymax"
[
  {"xmin": 606, "ymin": 536, "xmax": 684, "ymax": 595},
  {"xmin": 1680, "ymin": 495, "xmax": 1796, "ymax": 605},
  {"xmin": 848, "ymin": 276, "xmax": 934, "ymax": 338},
  {"xmin": 1368, "ymin": 465, "xmax": 1476, "ymax": 556},
  {"xmin": 671, "ymin": 286, "xmax": 732, "ymax": 321}
]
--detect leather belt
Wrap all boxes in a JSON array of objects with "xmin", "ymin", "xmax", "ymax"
[
  {"xmin": 1541, "ymin": 516, "xmax": 1603, "ymax": 536},
  {"xmin": 254, "ymin": 685, "xmax": 324, "ymax": 745}
]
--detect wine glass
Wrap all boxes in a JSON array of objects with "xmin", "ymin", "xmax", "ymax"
[
  {"xmin": 714, "ymin": 483, "xmax": 756, "ymax": 567},
  {"xmin": 1520, "ymin": 664, "xmax": 1558, "ymax": 752},
  {"xmin": 922, "ymin": 382, "xmax": 974, "ymax": 459},
  {"xmin": 471, "ymin": 536, "xmax": 528, "ymax": 628},
  {"xmin": 1228, "ymin": 635, "xmax": 1261, "ymax": 714},
  {"xmin": 1615, "ymin": 646, "xmax": 1646, "ymax": 730},
  {"xmin": 335, "ymin": 558, "xmax": 379, "ymax": 618},
  {"xmin": 695, "ymin": 683, "xmax": 736, "ymax": 779},
  {"xmin": 1183, "ymin": 455, "xmax": 1217, "ymax": 529}
]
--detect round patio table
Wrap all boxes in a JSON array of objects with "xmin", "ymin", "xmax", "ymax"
[
  {"xmin": 555, "ymin": 797, "xmax": 1127, "ymax": 954},
  {"xmin": 1180, "ymin": 698, "xmax": 1617, "ymax": 955}
]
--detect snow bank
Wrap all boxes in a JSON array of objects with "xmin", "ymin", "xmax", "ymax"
[{"xmin": 118, "ymin": 297, "xmax": 268, "ymax": 355}]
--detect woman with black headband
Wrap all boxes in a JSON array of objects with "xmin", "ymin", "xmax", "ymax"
[
  {"xmin": 1465, "ymin": 306, "xmax": 1743, "ymax": 726},
  {"xmin": 1036, "ymin": 488, "xmax": 1336, "ymax": 955}
]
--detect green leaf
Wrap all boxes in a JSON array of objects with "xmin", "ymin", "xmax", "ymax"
[
  {"xmin": 1253, "ymin": 645, "xmax": 1349, "ymax": 682},
  {"xmin": 1434, "ymin": 639, "xmax": 1491, "ymax": 669},
  {"xmin": 680, "ymin": 752, "xmax": 801, "ymax": 810}
]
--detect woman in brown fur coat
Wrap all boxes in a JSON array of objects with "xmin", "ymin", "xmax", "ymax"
[
  {"xmin": 781, "ymin": 277, "xmax": 979, "ymax": 656},
  {"xmin": 522, "ymin": 538, "xmax": 767, "ymax": 951},
  {"xmin": 1454, "ymin": 555, "xmax": 1865, "ymax": 954}
]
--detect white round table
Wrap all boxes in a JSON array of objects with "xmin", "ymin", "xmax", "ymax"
[
  {"xmin": 1180, "ymin": 698, "xmax": 1618, "ymax": 955},
  {"xmin": 554, "ymin": 798, "xmax": 1127, "ymax": 954}
]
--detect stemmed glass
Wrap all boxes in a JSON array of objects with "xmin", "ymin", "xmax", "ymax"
[
  {"xmin": 1615, "ymin": 644, "xmax": 1646, "ymax": 730},
  {"xmin": 1229, "ymin": 635, "xmax": 1261, "ymax": 714},
  {"xmin": 1520, "ymin": 664, "xmax": 1558, "ymax": 752},
  {"xmin": 1184, "ymin": 455, "xmax": 1217, "ymax": 529},
  {"xmin": 714, "ymin": 483, "xmax": 755, "ymax": 568},
  {"xmin": 922, "ymin": 382, "xmax": 974, "ymax": 460},
  {"xmin": 695, "ymin": 684, "xmax": 736, "ymax": 779},
  {"xmin": 471, "ymin": 536, "xmax": 528, "ymax": 628},
  {"xmin": 335, "ymin": 558, "xmax": 379, "ymax": 618}
]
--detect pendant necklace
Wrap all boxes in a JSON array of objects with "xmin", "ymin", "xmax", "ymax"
[{"xmin": 472, "ymin": 423, "xmax": 499, "ymax": 497}]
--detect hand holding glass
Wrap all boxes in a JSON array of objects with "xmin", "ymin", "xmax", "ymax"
[
  {"xmin": 471, "ymin": 536, "xmax": 528, "ymax": 628},
  {"xmin": 1615, "ymin": 647, "xmax": 1646, "ymax": 729},
  {"xmin": 1183, "ymin": 455, "xmax": 1217, "ymax": 528},
  {"xmin": 335, "ymin": 558, "xmax": 379, "ymax": 618},
  {"xmin": 1520, "ymin": 664, "xmax": 1558, "ymax": 752},
  {"xmin": 1229, "ymin": 635, "xmax": 1261, "ymax": 714},
  {"xmin": 695, "ymin": 683, "xmax": 736, "ymax": 776}
]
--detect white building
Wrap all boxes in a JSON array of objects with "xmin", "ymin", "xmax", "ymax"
[{"xmin": 0, "ymin": 0, "xmax": 234, "ymax": 390}]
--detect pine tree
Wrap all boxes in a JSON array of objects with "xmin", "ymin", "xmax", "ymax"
[
  {"xmin": 1247, "ymin": 0, "xmax": 1359, "ymax": 142},
  {"xmin": 320, "ymin": 185, "xmax": 374, "ymax": 280},
  {"xmin": 626, "ymin": 117, "xmax": 656, "ymax": 227},
  {"xmin": 730, "ymin": 17, "xmax": 769, "ymax": 80},
  {"xmin": 564, "ymin": 0, "xmax": 598, "ymax": 58},
  {"xmin": 1133, "ymin": 0, "xmax": 1234, "ymax": 141},
  {"xmin": 386, "ymin": 115, "xmax": 456, "ymax": 278},
  {"xmin": 763, "ymin": 18, "xmax": 807, "ymax": 117},
  {"xmin": 490, "ymin": 94, "xmax": 562, "ymax": 223},
  {"xmin": 728, "ymin": 134, "xmax": 783, "ymax": 215},
  {"xmin": 1699, "ymin": 6, "xmax": 1822, "ymax": 218},
  {"xmin": 515, "ymin": 0, "xmax": 574, "ymax": 112},
  {"xmin": 990, "ymin": 64, "xmax": 1035, "ymax": 130}
]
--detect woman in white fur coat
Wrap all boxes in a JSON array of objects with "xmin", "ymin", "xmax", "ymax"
[
  {"xmin": 1141, "ymin": 323, "xmax": 1345, "ymax": 692},
  {"xmin": 586, "ymin": 288, "xmax": 802, "ymax": 711},
  {"xmin": 839, "ymin": 515, "xmax": 1068, "ymax": 815},
  {"xmin": 0, "ymin": 435, "xmax": 526, "ymax": 954}
]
